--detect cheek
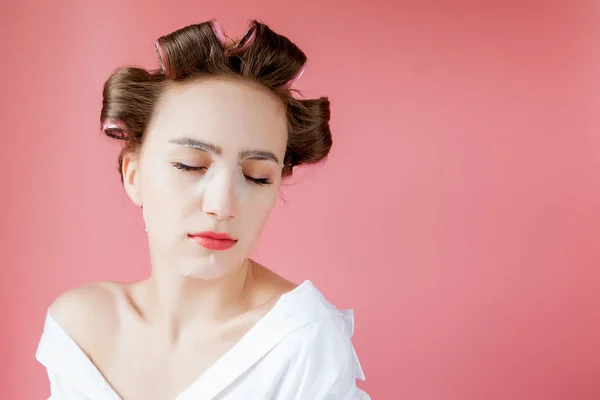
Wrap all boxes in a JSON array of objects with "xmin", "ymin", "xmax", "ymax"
[
  {"xmin": 143, "ymin": 159, "xmax": 194, "ymax": 196},
  {"xmin": 140, "ymin": 166, "xmax": 191, "ymax": 221},
  {"xmin": 239, "ymin": 188, "xmax": 278, "ymax": 235}
]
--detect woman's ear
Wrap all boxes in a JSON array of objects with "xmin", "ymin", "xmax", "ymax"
[{"xmin": 122, "ymin": 152, "xmax": 143, "ymax": 207}]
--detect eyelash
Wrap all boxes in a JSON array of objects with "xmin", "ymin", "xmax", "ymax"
[{"xmin": 173, "ymin": 162, "xmax": 272, "ymax": 186}]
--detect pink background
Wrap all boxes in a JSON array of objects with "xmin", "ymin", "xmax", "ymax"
[{"xmin": 1, "ymin": 0, "xmax": 599, "ymax": 398}]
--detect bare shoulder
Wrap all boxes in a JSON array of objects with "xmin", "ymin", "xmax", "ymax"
[{"xmin": 49, "ymin": 281, "xmax": 124, "ymax": 351}]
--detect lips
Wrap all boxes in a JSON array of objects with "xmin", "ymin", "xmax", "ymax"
[{"xmin": 188, "ymin": 231, "xmax": 237, "ymax": 251}]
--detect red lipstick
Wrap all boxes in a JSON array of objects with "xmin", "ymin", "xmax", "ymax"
[{"xmin": 188, "ymin": 231, "xmax": 237, "ymax": 250}]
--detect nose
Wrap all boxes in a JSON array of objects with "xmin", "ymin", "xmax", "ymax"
[{"xmin": 200, "ymin": 168, "xmax": 238, "ymax": 220}]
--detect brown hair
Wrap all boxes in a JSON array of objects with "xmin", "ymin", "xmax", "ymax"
[{"xmin": 100, "ymin": 19, "xmax": 332, "ymax": 181}]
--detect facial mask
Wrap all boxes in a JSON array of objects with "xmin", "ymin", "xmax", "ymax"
[
  {"xmin": 144, "ymin": 155, "xmax": 282, "ymax": 279},
  {"xmin": 193, "ymin": 160, "xmax": 252, "ymax": 205},
  {"xmin": 175, "ymin": 158, "xmax": 279, "ymax": 279}
]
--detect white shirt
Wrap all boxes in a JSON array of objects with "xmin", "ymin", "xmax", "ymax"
[{"xmin": 36, "ymin": 280, "xmax": 370, "ymax": 399}]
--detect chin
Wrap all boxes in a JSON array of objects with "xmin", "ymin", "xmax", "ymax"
[{"xmin": 174, "ymin": 254, "xmax": 247, "ymax": 280}]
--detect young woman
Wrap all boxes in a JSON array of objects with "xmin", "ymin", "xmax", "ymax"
[{"xmin": 36, "ymin": 19, "xmax": 369, "ymax": 400}]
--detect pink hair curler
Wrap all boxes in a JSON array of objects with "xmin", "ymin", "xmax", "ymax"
[
  {"xmin": 154, "ymin": 40, "xmax": 168, "ymax": 74},
  {"xmin": 284, "ymin": 64, "xmax": 306, "ymax": 89},
  {"xmin": 210, "ymin": 19, "xmax": 227, "ymax": 46},
  {"xmin": 102, "ymin": 120, "xmax": 128, "ymax": 139},
  {"xmin": 236, "ymin": 24, "xmax": 257, "ymax": 51}
]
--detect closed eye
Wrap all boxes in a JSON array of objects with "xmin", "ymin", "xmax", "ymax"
[
  {"xmin": 246, "ymin": 177, "xmax": 272, "ymax": 186},
  {"xmin": 173, "ymin": 162, "xmax": 272, "ymax": 186},
  {"xmin": 173, "ymin": 162, "xmax": 206, "ymax": 172}
]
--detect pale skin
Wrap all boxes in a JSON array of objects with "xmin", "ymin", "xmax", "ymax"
[{"xmin": 50, "ymin": 76, "xmax": 298, "ymax": 400}]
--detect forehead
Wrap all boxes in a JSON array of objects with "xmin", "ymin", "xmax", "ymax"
[{"xmin": 146, "ymin": 76, "xmax": 288, "ymax": 152}]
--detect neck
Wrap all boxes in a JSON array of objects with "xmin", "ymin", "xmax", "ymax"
[{"xmin": 136, "ymin": 257, "xmax": 256, "ymax": 336}]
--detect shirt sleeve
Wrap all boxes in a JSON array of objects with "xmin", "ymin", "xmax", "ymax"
[
  {"xmin": 44, "ymin": 370, "xmax": 91, "ymax": 400},
  {"xmin": 42, "ymin": 372, "xmax": 88, "ymax": 400},
  {"xmin": 284, "ymin": 314, "xmax": 370, "ymax": 400},
  {"xmin": 336, "ymin": 386, "xmax": 372, "ymax": 400}
]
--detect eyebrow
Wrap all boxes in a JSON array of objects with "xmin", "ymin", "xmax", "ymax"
[
  {"xmin": 169, "ymin": 137, "xmax": 280, "ymax": 165},
  {"xmin": 169, "ymin": 137, "xmax": 221, "ymax": 154},
  {"xmin": 239, "ymin": 149, "xmax": 280, "ymax": 164}
]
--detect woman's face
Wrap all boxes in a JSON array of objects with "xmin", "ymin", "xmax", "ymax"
[{"xmin": 123, "ymin": 76, "xmax": 288, "ymax": 279}]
